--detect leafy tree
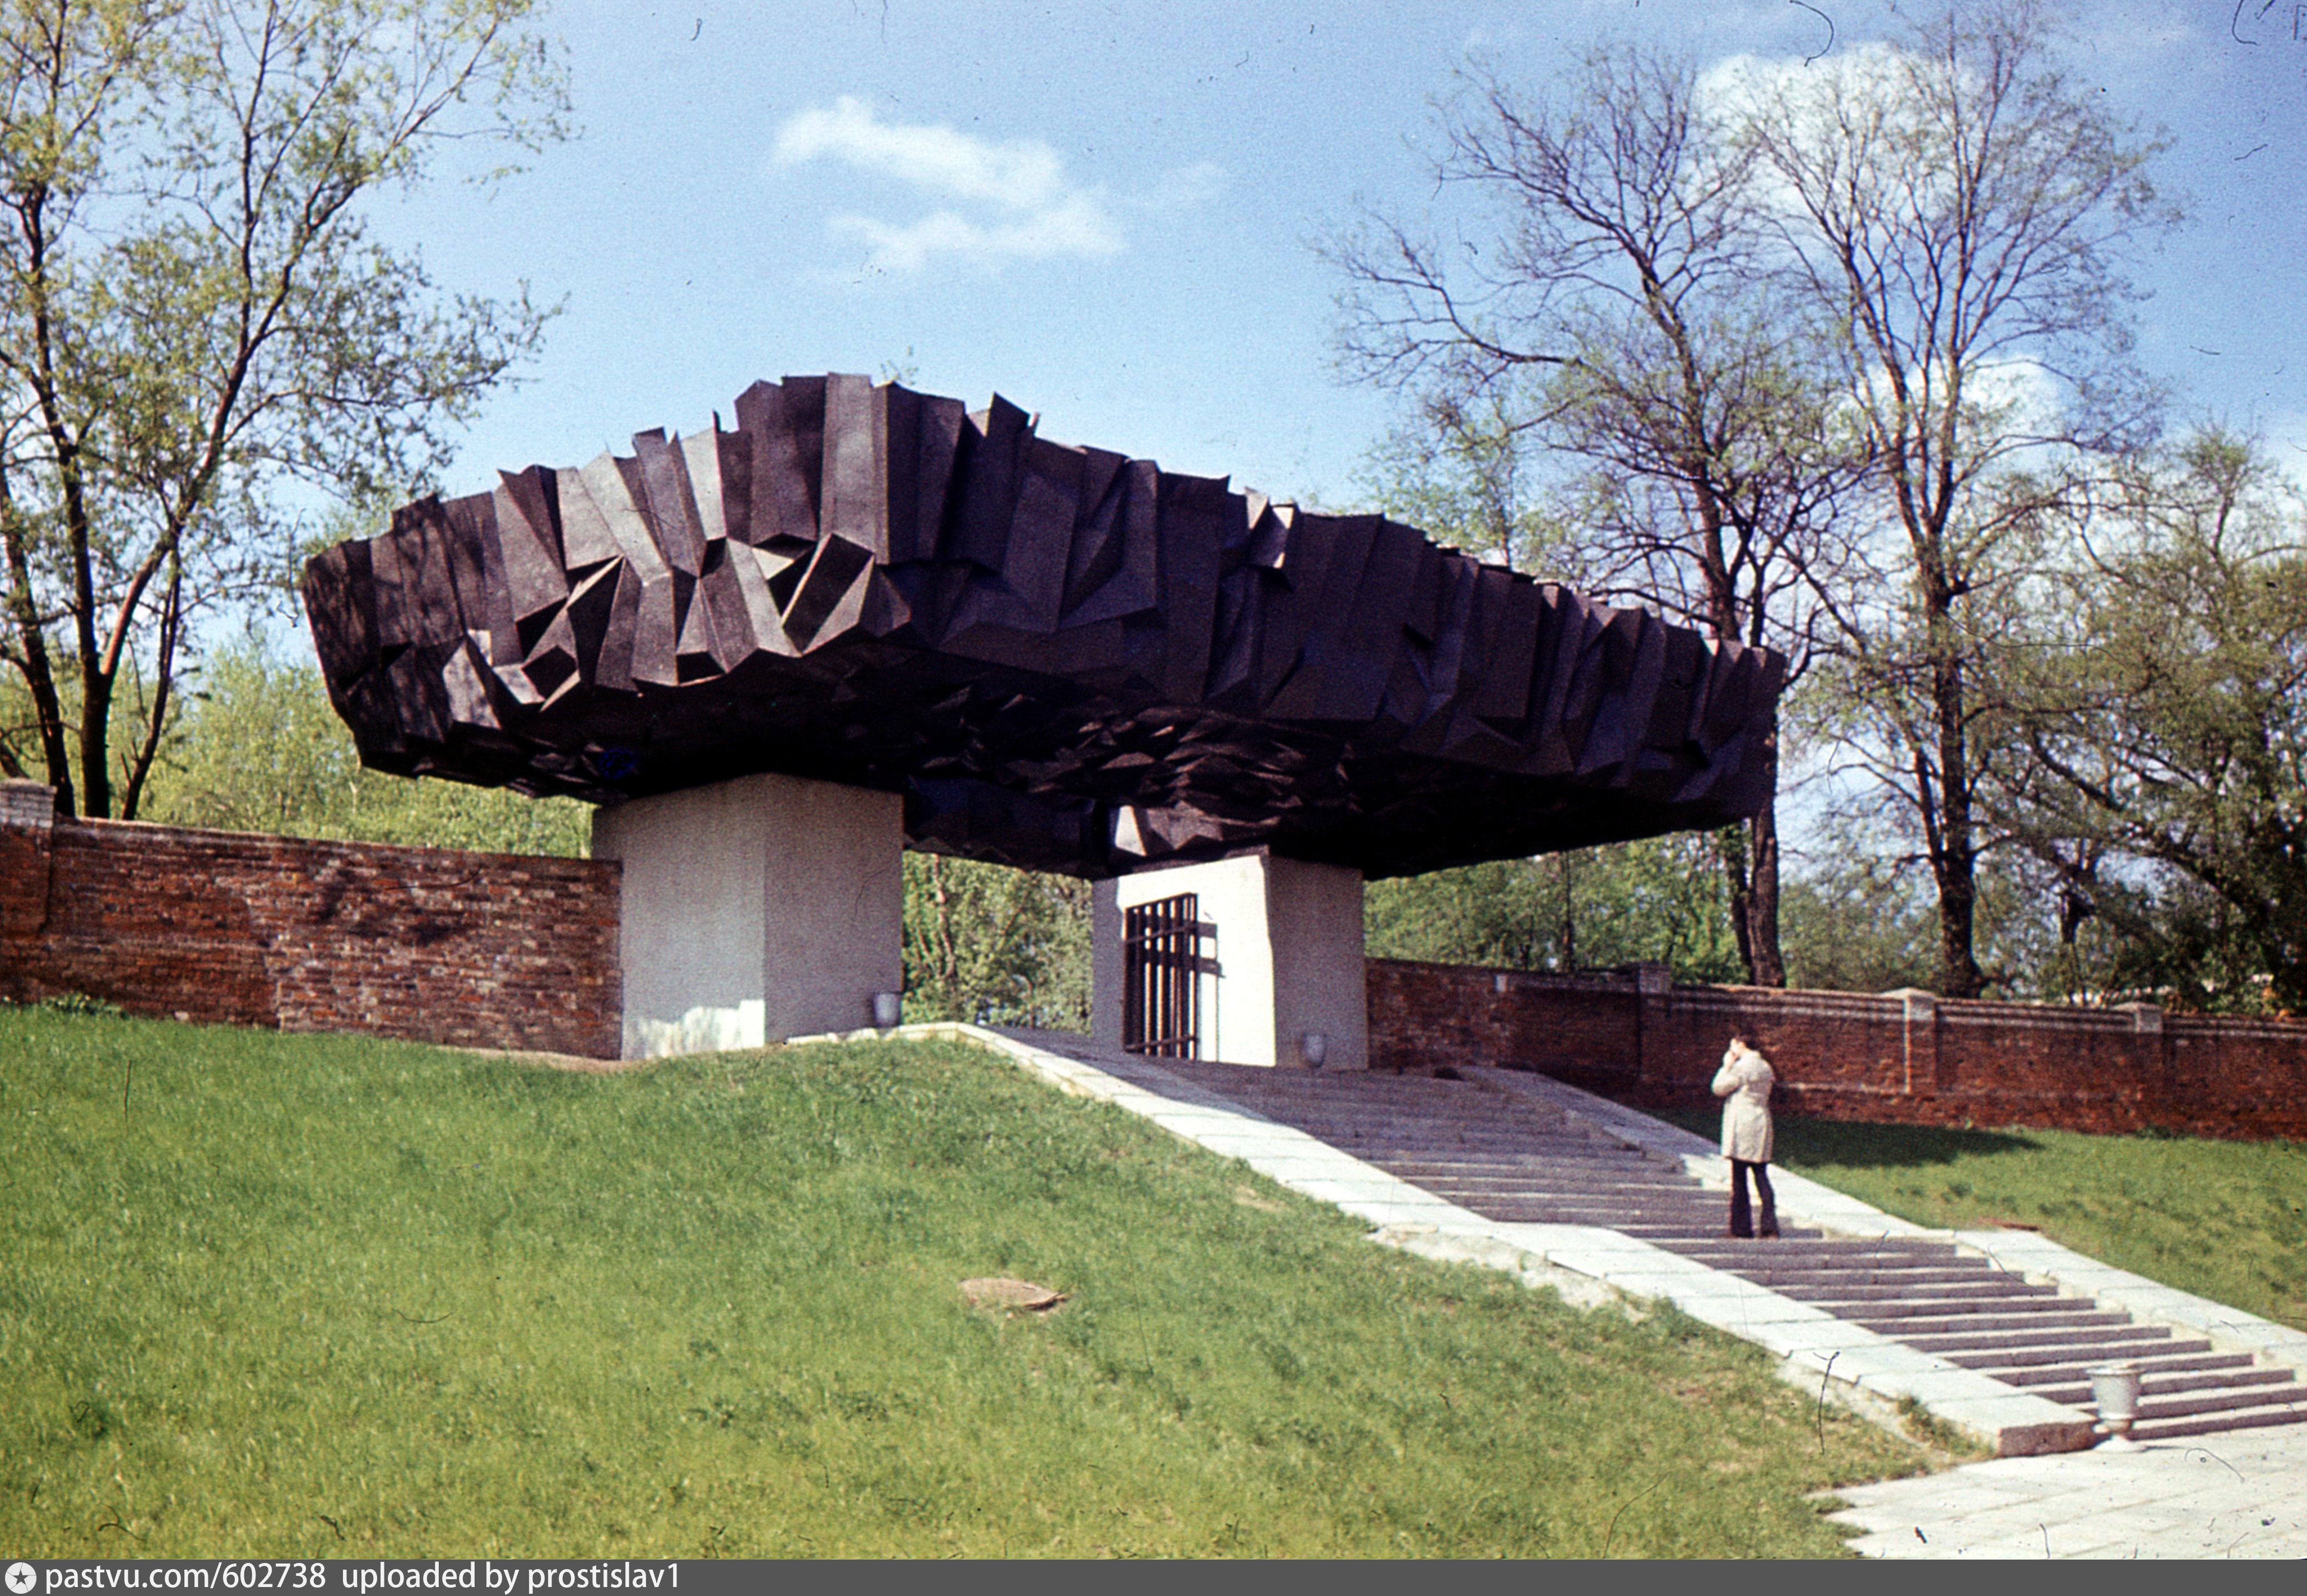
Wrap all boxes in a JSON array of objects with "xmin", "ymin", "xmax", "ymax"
[
  {"xmin": 141, "ymin": 632, "xmax": 591, "ymax": 853},
  {"xmin": 1366, "ymin": 833, "xmax": 1747, "ymax": 986},
  {"xmin": 0, "ymin": 0, "xmax": 567, "ymax": 816},
  {"xmin": 1994, "ymin": 432, "xmax": 2307, "ymax": 1013},
  {"xmin": 900, "ymin": 853, "xmax": 1090, "ymax": 1032},
  {"xmin": 1326, "ymin": 44, "xmax": 1869, "ymax": 985},
  {"xmin": 1777, "ymin": 861, "xmax": 1938, "ymax": 996},
  {"xmin": 1730, "ymin": 0, "xmax": 2175, "ymax": 996}
]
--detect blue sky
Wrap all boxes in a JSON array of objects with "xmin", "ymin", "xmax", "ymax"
[{"xmin": 384, "ymin": 0, "xmax": 2307, "ymax": 512}]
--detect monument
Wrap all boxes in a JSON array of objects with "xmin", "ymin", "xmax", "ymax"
[{"xmin": 302, "ymin": 374, "xmax": 1783, "ymax": 1061}]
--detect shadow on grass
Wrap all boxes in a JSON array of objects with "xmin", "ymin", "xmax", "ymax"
[{"xmin": 1653, "ymin": 1107, "xmax": 2044, "ymax": 1170}]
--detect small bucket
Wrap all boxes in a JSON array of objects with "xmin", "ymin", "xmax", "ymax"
[{"xmin": 2088, "ymin": 1362, "xmax": 2143, "ymax": 1449}]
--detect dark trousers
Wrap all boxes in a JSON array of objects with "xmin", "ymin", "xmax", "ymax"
[{"xmin": 1729, "ymin": 1159, "xmax": 1778, "ymax": 1238}]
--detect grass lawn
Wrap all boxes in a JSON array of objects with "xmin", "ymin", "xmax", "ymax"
[
  {"xmin": 1661, "ymin": 1110, "xmax": 2307, "ymax": 1334},
  {"xmin": 0, "ymin": 1010, "xmax": 1939, "ymax": 1558}
]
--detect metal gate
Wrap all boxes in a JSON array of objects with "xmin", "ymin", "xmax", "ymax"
[{"xmin": 1122, "ymin": 893, "xmax": 1215, "ymax": 1059}]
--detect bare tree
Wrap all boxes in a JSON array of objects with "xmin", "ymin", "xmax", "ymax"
[
  {"xmin": 1733, "ymin": 0, "xmax": 2174, "ymax": 995},
  {"xmin": 0, "ymin": 0, "xmax": 567, "ymax": 816},
  {"xmin": 1326, "ymin": 44, "xmax": 1869, "ymax": 986}
]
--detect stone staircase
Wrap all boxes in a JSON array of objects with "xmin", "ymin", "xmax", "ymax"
[{"xmin": 1155, "ymin": 1060, "xmax": 2307, "ymax": 1445}]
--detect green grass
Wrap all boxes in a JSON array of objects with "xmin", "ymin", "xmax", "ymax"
[
  {"xmin": 1662, "ymin": 1111, "xmax": 2307, "ymax": 1334},
  {"xmin": 0, "ymin": 1012, "xmax": 1936, "ymax": 1558}
]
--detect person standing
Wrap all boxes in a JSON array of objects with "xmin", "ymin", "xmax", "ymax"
[{"xmin": 1712, "ymin": 1036, "xmax": 1779, "ymax": 1238}]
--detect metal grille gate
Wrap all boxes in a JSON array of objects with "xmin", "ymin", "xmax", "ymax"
[{"xmin": 1122, "ymin": 893, "xmax": 1215, "ymax": 1059}]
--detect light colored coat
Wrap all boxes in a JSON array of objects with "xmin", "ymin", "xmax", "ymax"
[{"xmin": 1712, "ymin": 1043, "xmax": 1775, "ymax": 1163}]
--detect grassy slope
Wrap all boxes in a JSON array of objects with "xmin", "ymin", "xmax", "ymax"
[
  {"xmin": 1661, "ymin": 1111, "xmax": 2307, "ymax": 1334},
  {"xmin": 0, "ymin": 1013, "xmax": 1933, "ymax": 1558}
]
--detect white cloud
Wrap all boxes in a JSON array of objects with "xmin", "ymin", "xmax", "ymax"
[
  {"xmin": 1967, "ymin": 358, "xmax": 2065, "ymax": 435},
  {"xmin": 828, "ymin": 194, "xmax": 1123, "ymax": 275},
  {"xmin": 1698, "ymin": 42, "xmax": 1969, "ymax": 221},
  {"xmin": 773, "ymin": 96, "xmax": 1196, "ymax": 274},
  {"xmin": 775, "ymin": 97, "xmax": 1070, "ymax": 211}
]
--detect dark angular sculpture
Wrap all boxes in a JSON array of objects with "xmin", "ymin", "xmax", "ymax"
[{"xmin": 301, "ymin": 374, "xmax": 1784, "ymax": 879}]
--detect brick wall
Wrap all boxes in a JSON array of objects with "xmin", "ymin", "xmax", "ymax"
[
  {"xmin": 1368, "ymin": 957, "xmax": 2307, "ymax": 1142},
  {"xmin": 14, "ymin": 769, "xmax": 2306, "ymax": 1126},
  {"xmin": 1, "ymin": 780, "xmax": 621, "ymax": 1059}
]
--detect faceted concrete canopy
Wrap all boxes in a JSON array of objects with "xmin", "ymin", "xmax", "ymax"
[{"xmin": 300, "ymin": 373, "xmax": 1785, "ymax": 880}]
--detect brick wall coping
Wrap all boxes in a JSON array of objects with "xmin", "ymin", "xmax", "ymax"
[
  {"xmin": 47, "ymin": 810, "xmax": 610, "ymax": 873},
  {"xmin": 1370, "ymin": 954, "xmax": 2307, "ymax": 1038}
]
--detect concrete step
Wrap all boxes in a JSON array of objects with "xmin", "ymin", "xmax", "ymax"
[
  {"xmin": 1788, "ymin": 1280, "xmax": 2059, "ymax": 1306},
  {"xmin": 1919, "ymin": 1323, "xmax": 2180, "ymax": 1357},
  {"xmin": 1668, "ymin": 1239, "xmax": 1962, "ymax": 1261},
  {"xmin": 1459, "ymin": 1208, "xmax": 1723, "ymax": 1223},
  {"xmin": 1992, "ymin": 1351, "xmax": 2258, "ymax": 1388},
  {"xmin": 1377, "ymin": 1164, "xmax": 1684, "ymax": 1184},
  {"xmin": 1429, "ymin": 1196, "xmax": 1717, "ymax": 1217},
  {"xmin": 2119, "ymin": 1382, "xmax": 2307, "ymax": 1422},
  {"xmin": 1296, "ymin": 1127, "xmax": 1621, "ymax": 1146},
  {"xmin": 1848, "ymin": 1310, "xmax": 2133, "ymax": 1339},
  {"xmin": 1416, "ymin": 1194, "xmax": 1718, "ymax": 1213},
  {"xmin": 1303, "ymin": 1136, "xmax": 1622, "ymax": 1156},
  {"xmin": 1386, "ymin": 1153, "xmax": 1689, "ymax": 1173},
  {"xmin": 1695, "ymin": 1266, "xmax": 1993, "ymax": 1290},
  {"xmin": 1830, "ymin": 1292, "xmax": 2100, "ymax": 1317},
  {"xmin": 1898, "ymin": 1323, "xmax": 2177, "ymax": 1355},
  {"xmin": 2032, "ymin": 1367, "xmax": 2299, "ymax": 1406},
  {"xmin": 1480, "ymin": 1222, "xmax": 1734, "ymax": 1238},
  {"xmin": 1818, "ymin": 1301, "xmax": 2113, "ymax": 1319},
  {"xmin": 1462, "ymin": 1195, "xmax": 1721, "ymax": 1209},
  {"xmin": 1444, "ymin": 1191, "xmax": 1715, "ymax": 1209},
  {"xmin": 1196, "ymin": 1089, "xmax": 1528, "ymax": 1110},
  {"xmin": 1951, "ymin": 1337, "xmax": 2217, "ymax": 1372},
  {"xmin": 1384, "ymin": 1167, "xmax": 1698, "ymax": 1190},
  {"xmin": 2129, "ymin": 1402, "xmax": 2307, "ymax": 1442}
]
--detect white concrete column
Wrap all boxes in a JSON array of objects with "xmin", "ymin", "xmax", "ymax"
[
  {"xmin": 1093, "ymin": 848, "xmax": 1366, "ymax": 1069},
  {"xmin": 592, "ymin": 772, "xmax": 903, "ymax": 1059}
]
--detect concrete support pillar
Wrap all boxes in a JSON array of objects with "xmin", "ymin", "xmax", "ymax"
[
  {"xmin": 592, "ymin": 772, "xmax": 903, "ymax": 1059},
  {"xmin": 1093, "ymin": 849, "xmax": 1366, "ymax": 1069}
]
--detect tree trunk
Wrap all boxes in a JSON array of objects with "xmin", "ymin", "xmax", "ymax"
[
  {"xmin": 0, "ymin": 489, "xmax": 76, "ymax": 814},
  {"xmin": 1556, "ymin": 851, "xmax": 1577, "ymax": 970},
  {"xmin": 1718, "ymin": 725, "xmax": 1786, "ymax": 987},
  {"xmin": 1722, "ymin": 823, "xmax": 1757, "ymax": 981},
  {"xmin": 77, "ymin": 653, "xmax": 113, "ymax": 818},
  {"xmin": 118, "ymin": 556, "xmax": 184, "ymax": 821},
  {"xmin": 1930, "ymin": 641, "xmax": 1984, "ymax": 998},
  {"xmin": 1746, "ymin": 772, "xmax": 1786, "ymax": 987}
]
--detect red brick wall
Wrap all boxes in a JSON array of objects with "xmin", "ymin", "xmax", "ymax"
[
  {"xmin": 16, "ymin": 772, "xmax": 2304, "ymax": 1126},
  {"xmin": 1368, "ymin": 957, "xmax": 2307, "ymax": 1142},
  {"xmin": 2, "ymin": 782, "xmax": 620, "ymax": 1059}
]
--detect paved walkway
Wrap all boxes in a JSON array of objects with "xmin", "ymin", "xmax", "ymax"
[
  {"xmin": 804, "ymin": 1024, "xmax": 2307, "ymax": 1557},
  {"xmin": 1825, "ymin": 1421, "xmax": 2307, "ymax": 1557}
]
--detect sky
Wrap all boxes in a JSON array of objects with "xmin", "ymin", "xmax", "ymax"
[{"xmin": 378, "ymin": 0, "xmax": 2307, "ymax": 514}]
